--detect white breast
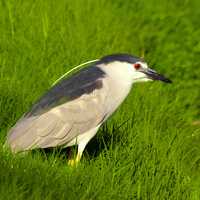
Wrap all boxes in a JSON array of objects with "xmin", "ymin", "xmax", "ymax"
[{"xmin": 98, "ymin": 62, "xmax": 133, "ymax": 119}]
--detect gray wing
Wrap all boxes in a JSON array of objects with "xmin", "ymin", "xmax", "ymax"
[{"xmin": 7, "ymin": 66, "xmax": 109, "ymax": 152}]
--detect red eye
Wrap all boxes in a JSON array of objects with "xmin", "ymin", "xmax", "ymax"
[{"xmin": 134, "ymin": 63, "xmax": 141, "ymax": 70}]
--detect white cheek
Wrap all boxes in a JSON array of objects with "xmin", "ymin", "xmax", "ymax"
[
  {"xmin": 132, "ymin": 72, "xmax": 151, "ymax": 83},
  {"xmin": 132, "ymin": 71, "xmax": 145, "ymax": 79},
  {"xmin": 99, "ymin": 62, "xmax": 135, "ymax": 84},
  {"xmin": 134, "ymin": 78, "xmax": 152, "ymax": 83}
]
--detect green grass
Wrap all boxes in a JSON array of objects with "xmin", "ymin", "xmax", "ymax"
[{"xmin": 0, "ymin": 0, "xmax": 200, "ymax": 199}]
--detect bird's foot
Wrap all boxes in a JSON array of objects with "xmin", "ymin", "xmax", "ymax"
[
  {"xmin": 68, "ymin": 159, "xmax": 76, "ymax": 167},
  {"xmin": 68, "ymin": 154, "xmax": 81, "ymax": 167}
]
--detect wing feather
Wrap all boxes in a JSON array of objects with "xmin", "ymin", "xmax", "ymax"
[{"xmin": 7, "ymin": 76, "xmax": 109, "ymax": 152}]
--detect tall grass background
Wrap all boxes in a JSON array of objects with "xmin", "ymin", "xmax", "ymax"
[{"xmin": 0, "ymin": 0, "xmax": 200, "ymax": 199}]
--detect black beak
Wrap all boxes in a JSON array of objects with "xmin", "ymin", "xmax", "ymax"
[{"xmin": 143, "ymin": 68, "xmax": 172, "ymax": 83}]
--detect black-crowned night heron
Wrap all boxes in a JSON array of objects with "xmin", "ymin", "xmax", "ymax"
[{"xmin": 6, "ymin": 54, "xmax": 171, "ymax": 165}]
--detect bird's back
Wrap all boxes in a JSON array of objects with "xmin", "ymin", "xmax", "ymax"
[{"xmin": 26, "ymin": 66, "xmax": 106, "ymax": 117}]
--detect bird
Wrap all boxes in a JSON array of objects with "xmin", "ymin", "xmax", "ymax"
[{"xmin": 6, "ymin": 53, "xmax": 172, "ymax": 165}]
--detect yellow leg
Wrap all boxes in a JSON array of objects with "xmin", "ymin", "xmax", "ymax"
[
  {"xmin": 68, "ymin": 152, "xmax": 81, "ymax": 166},
  {"xmin": 68, "ymin": 125, "xmax": 100, "ymax": 166},
  {"xmin": 68, "ymin": 143, "xmax": 85, "ymax": 166}
]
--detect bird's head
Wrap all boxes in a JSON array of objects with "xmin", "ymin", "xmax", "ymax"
[{"xmin": 97, "ymin": 54, "xmax": 172, "ymax": 84}]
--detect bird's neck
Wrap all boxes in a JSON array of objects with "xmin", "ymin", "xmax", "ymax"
[
  {"xmin": 97, "ymin": 62, "xmax": 133, "ymax": 86},
  {"xmin": 98, "ymin": 64, "xmax": 133, "ymax": 117}
]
